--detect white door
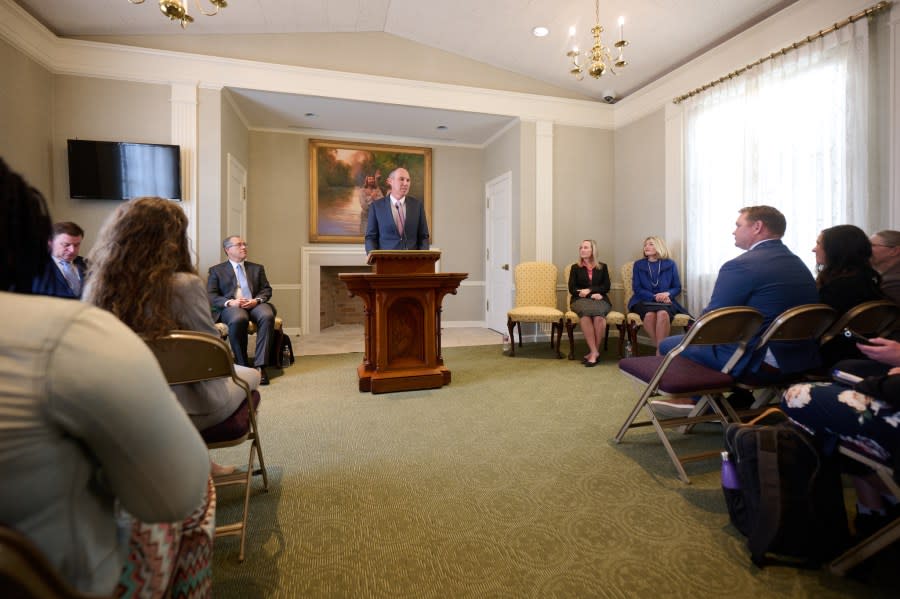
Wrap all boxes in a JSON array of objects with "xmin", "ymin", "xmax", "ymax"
[
  {"xmin": 227, "ymin": 154, "xmax": 247, "ymax": 239},
  {"xmin": 485, "ymin": 172, "xmax": 513, "ymax": 333}
]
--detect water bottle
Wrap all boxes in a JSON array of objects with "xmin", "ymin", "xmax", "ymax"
[
  {"xmin": 502, "ymin": 334, "xmax": 511, "ymax": 353},
  {"xmin": 625, "ymin": 338, "xmax": 633, "ymax": 357},
  {"xmin": 721, "ymin": 451, "xmax": 740, "ymax": 490},
  {"xmin": 282, "ymin": 342, "xmax": 292, "ymax": 367}
]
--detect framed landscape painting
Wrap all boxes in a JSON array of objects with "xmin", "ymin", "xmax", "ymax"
[{"xmin": 309, "ymin": 139, "xmax": 432, "ymax": 243}]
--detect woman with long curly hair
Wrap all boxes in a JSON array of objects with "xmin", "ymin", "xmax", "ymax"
[
  {"xmin": 84, "ymin": 197, "xmax": 260, "ymax": 475},
  {"xmin": 0, "ymin": 160, "xmax": 211, "ymax": 596},
  {"xmin": 813, "ymin": 224, "xmax": 884, "ymax": 366}
]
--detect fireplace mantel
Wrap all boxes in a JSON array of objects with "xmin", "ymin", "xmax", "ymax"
[
  {"xmin": 300, "ymin": 246, "xmax": 441, "ymax": 335},
  {"xmin": 300, "ymin": 246, "xmax": 367, "ymax": 335}
]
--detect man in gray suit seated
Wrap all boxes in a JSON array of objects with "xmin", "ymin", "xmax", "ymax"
[{"xmin": 207, "ymin": 236, "xmax": 276, "ymax": 385}]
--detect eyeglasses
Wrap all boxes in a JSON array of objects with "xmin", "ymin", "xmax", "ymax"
[
  {"xmin": 226, "ymin": 242, "xmax": 248, "ymax": 248},
  {"xmin": 871, "ymin": 243, "xmax": 894, "ymax": 248}
]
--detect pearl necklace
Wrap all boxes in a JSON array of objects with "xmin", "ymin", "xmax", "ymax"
[{"xmin": 647, "ymin": 259, "xmax": 661, "ymax": 288}]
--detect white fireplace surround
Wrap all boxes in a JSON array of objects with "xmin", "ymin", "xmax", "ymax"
[{"xmin": 300, "ymin": 245, "xmax": 441, "ymax": 335}]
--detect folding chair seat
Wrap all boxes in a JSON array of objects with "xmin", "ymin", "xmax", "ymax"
[
  {"xmin": 615, "ymin": 306, "xmax": 764, "ymax": 483},
  {"xmin": 146, "ymin": 330, "xmax": 269, "ymax": 562},
  {"xmin": 621, "ymin": 261, "xmax": 692, "ymax": 356},
  {"xmin": 562, "ymin": 263, "xmax": 625, "ymax": 359},
  {"xmin": 506, "ymin": 262, "xmax": 564, "ymax": 358},
  {"xmin": 732, "ymin": 303, "xmax": 837, "ymax": 417},
  {"xmin": 829, "ymin": 442, "xmax": 900, "ymax": 575}
]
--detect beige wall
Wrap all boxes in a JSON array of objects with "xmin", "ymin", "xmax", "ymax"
[
  {"xmin": 0, "ymin": 37, "xmax": 52, "ymax": 196},
  {"xmin": 244, "ymin": 130, "xmax": 486, "ymax": 325},
  {"xmin": 50, "ymin": 75, "xmax": 171, "ymax": 255},
  {"xmin": 552, "ymin": 125, "xmax": 614, "ymax": 273},
  {"xmin": 432, "ymin": 146, "xmax": 484, "ymax": 321},
  {"xmin": 613, "ymin": 108, "xmax": 666, "ymax": 271}
]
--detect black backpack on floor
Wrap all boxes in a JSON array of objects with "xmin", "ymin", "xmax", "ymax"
[{"xmin": 723, "ymin": 414, "xmax": 849, "ymax": 567}]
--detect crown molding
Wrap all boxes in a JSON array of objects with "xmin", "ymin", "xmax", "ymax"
[{"xmin": 0, "ymin": 0, "xmax": 612, "ymax": 130}]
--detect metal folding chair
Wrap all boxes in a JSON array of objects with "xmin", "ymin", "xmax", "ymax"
[
  {"xmin": 146, "ymin": 330, "xmax": 269, "ymax": 562},
  {"xmin": 615, "ymin": 306, "xmax": 764, "ymax": 483}
]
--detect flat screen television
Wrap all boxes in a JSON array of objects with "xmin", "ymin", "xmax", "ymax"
[{"xmin": 67, "ymin": 139, "xmax": 182, "ymax": 201}]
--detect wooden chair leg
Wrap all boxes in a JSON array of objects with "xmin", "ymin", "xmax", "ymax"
[
  {"xmin": 566, "ymin": 322, "xmax": 575, "ymax": 360},
  {"xmin": 506, "ymin": 317, "xmax": 517, "ymax": 356}
]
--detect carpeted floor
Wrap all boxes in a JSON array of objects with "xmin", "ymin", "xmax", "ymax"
[{"xmin": 210, "ymin": 342, "xmax": 896, "ymax": 598}]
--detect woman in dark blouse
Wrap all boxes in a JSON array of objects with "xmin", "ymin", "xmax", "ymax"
[
  {"xmin": 568, "ymin": 239, "xmax": 611, "ymax": 367},
  {"xmin": 814, "ymin": 224, "xmax": 884, "ymax": 366}
]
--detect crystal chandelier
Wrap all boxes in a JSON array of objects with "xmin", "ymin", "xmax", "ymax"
[
  {"xmin": 565, "ymin": 0, "xmax": 629, "ymax": 80},
  {"xmin": 128, "ymin": 0, "xmax": 228, "ymax": 29}
]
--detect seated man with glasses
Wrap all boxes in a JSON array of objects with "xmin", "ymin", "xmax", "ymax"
[{"xmin": 207, "ymin": 236, "xmax": 277, "ymax": 385}]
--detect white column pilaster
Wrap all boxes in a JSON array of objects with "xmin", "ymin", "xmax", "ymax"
[
  {"xmin": 535, "ymin": 120, "xmax": 553, "ymax": 262},
  {"xmin": 171, "ymin": 83, "xmax": 199, "ymax": 264}
]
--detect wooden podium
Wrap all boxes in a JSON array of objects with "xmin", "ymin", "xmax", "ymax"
[{"xmin": 339, "ymin": 251, "xmax": 467, "ymax": 394}]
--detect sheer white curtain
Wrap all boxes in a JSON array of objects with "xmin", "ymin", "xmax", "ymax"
[{"xmin": 682, "ymin": 19, "xmax": 873, "ymax": 316}]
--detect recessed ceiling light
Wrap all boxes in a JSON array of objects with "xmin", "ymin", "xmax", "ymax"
[
  {"xmin": 436, "ymin": 125, "xmax": 448, "ymax": 130},
  {"xmin": 304, "ymin": 112, "xmax": 317, "ymax": 118},
  {"xmin": 532, "ymin": 26, "xmax": 549, "ymax": 37}
]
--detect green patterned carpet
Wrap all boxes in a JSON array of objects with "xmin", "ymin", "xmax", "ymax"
[{"xmin": 211, "ymin": 342, "xmax": 895, "ymax": 598}]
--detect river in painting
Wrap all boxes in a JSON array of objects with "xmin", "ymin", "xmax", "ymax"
[{"xmin": 318, "ymin": 186, "xmax": 368, "ymax": 236}]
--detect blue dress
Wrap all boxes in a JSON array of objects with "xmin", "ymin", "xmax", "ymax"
[{"xmin": 628, "ymin": 258, "xmax": 688, "ymax": 315}]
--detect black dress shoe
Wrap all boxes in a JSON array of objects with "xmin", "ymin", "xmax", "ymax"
[
  {"xmin": 584, "ymin": 359, "xmax": 599, "ymax": 367},
  {"xmin": 258, "ymin": 367, "xmax": 270, "ymax": 385}
]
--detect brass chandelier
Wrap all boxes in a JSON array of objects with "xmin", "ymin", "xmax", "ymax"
[
  {"xmin": 565, "ymin": 0, "xmax": 629, "ymax": 80},
  {"xmin": 128, "ymin": 0, "xmax": 228, "ymax": 29}
]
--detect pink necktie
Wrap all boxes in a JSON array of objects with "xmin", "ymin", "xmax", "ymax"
[{"xmin": 394, "ymin": 201, "xmax": 405, "ymax": 233}]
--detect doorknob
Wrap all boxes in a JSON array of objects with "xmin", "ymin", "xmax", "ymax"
[{"xmin": 501, "ymin": 264, "xmax": 509, "ymax": 270}]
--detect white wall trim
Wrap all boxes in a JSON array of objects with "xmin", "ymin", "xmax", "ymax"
[
  {"xmin": 0, "ymin": 0, "xmax": 612, "ymax": 130},
  {"xmin": 534, "ymin": 121, "xmax": 553, "ymax": 262},
  {"xmin": 171, "ymin": 83, "xmax": 199, "ymax": 265}
]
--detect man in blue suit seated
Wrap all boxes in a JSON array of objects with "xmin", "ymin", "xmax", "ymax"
[
  {"xmin": 32, "ymin": 221, "xmax": 87, "ymax": 299},
  {"xmin": 652, "ymin": 205, "xmax": 819, "ymax": 417},
  {"xmin": 364, "ymin": 168, "xmax": 430, "ymax": 253}
]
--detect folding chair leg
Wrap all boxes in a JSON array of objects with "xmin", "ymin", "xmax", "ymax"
[
  {"xmin": 650, "ymin": 416, "xmax": 693, "ymax": 483},
  {"xmin": 829, "ymin": 517, "xmax": 900, "ymax": 575},
  {"xmin": 252, "ymin": 437, "xmax": 269, "ymax": 490}
]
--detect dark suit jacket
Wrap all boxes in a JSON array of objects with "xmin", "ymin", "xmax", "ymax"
[
  {"xmin": 31, "ymin": 256, "xmax": 87, "ymax": 299},
  {"xmin": 705, "ymin": 239, "xmax": 820, "ymax": 374},
  {"xmin": 207, "ymin": 261, "xmax": 274, "ymax": 317},
  {"xmin": 364, "ymin": 196, "xmax": 430, "ymax": 253}
]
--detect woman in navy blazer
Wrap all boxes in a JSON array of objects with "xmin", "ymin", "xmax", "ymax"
[{"xmin": 629, "ymin": 236, "xmax": 688, "ymax": 354}]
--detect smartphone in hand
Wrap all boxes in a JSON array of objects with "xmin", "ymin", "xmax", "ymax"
[
  {"xmin": 832, "ymin": 369, "xmax": 863, "ymax": 385},
  {"xmin": 841, "ymin": 328, "xmax": 872, "ymax": 345}
]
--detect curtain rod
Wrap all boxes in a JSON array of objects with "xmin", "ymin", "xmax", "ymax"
[{"xmin": 672, "ymin": 1, "xmax": 891, "ymax": 105}]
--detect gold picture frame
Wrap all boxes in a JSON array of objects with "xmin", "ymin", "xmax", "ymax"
[{"xmin": 309, "ymin": 139, "xmax": 432, "ymax": 243}]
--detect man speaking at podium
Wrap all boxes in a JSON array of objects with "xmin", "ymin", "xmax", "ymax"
[{"xmin": 364, "ymin": 167, "xmax": 430, "ymax": 253}]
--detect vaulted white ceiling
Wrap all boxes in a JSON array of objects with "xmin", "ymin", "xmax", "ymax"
[{"xmin": 11, "ymin": 0, "xmax": 801, "ymax": 143}]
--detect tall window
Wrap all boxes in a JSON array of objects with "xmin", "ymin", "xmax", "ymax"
[{"xmin": 682, "ymin": 19, "xmax": 874, "ymax": 315}]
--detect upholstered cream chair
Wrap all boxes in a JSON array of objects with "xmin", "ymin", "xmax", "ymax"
[
  {"xmin": 506, "ymin": 262, "xmax": 564, "ymax": 358},
  {"xmin": 621, "ymin": 260, "xmax": 692, "ymax": 356},
  {"xmin": 562, "ymin": 263, "xmax": 626, "ymax": 359},
  {"xmin": 214, "ymin": 316, "xmax": 287, "ymax": 367}
]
